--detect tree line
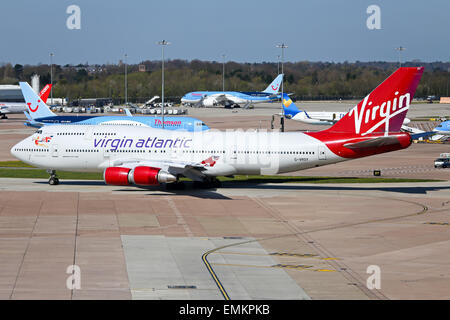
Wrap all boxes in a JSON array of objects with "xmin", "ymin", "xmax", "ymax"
[{"xmin": 1, "ymin": 60, "xmax": 448, "ymax": 103}]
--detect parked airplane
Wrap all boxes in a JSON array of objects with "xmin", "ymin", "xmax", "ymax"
[
  {"xmin": 11, "ymin": 67, "xmax": 423, "ymax": 187},
  {"xmin": 433, "ymin": 120, "xmax": 450, "ymax": 135},
  {"xmin": 281, "ymin": 93, "xmax": 411, "ymax": 126},
  {"xmin": 0, "ymin": 84, "xmax": 51, "ymax": 119},
  {"xmin": 20, "ymin": 82, "xmax": 209, "ymax": 131},
  {"xmin": 181, "ymin": 74, "xmax": 284, "ymax": 109}
]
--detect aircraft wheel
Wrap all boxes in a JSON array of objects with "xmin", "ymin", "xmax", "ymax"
[
  {"xmin": 192, "ymin": 181, "xmax": 206, "ymax": 189},
  {"xmin": 49, "ymin": 177, "xmax": 59, "ymax": 185},
  {"xmin": 210, "ymin": 178, "xmax": 222, "ymax": 188}
]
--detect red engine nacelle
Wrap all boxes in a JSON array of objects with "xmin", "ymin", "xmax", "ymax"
[
  {"xmin": 131, "ymin": 166, "xmax": 161, "ymax": 185},
  {"xmin": 104, "ymin": 167, "xmax": 131, "ymax": 186},
  {"xmin": 104, "ymin": 166, "xmax": 177, "ymax": 186}
]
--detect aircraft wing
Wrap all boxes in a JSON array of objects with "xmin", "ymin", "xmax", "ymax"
[
  {"xmin": 410, "ymin": 132, "xmax": 436, "ymax": 140},
  {"xmin": 343, "ymin": 136, "xmax": 405, "ymax": 149}
]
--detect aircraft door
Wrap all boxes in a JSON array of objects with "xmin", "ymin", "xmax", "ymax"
[
  {"xmin": 171, "ymin": 147, "xmax": 182, "ymax": 160},
  {"xmin": 84, "ymin": 127, "xmax": 93, "ymax": 140},
  {"xmin": 318, "ymin": 146, "xmax": 326, "ymax": 160},
  {"xmin": 51, "ymin": 145, "xmax": 59, "ymax": 158}
]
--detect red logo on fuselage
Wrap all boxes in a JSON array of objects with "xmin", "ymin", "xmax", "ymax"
[
  {"xmin": 33, "ymin": 135, "xmax": 52, "ymax": 146},
  {"xmin": 201, "ymin": 156, "xmax": 219, "ymax": 167}
]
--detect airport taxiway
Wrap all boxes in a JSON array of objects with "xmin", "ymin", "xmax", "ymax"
[{"xmin": 0, "ymin": 178, "xmax": 449, "ymax": 299}]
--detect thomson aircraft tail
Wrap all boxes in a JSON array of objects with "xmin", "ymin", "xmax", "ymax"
[
  {"xmin": 263, "ymin": 74, "xmax": 284, "ymax": 94},
  {"xmin": 20, "ymin": 82, "xmax": 55, "ymax": 119}
]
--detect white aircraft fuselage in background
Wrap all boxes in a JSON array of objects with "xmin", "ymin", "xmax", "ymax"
[{"xmin": 0, "ymin": 102, "xmax": 27, "ymax": 118}]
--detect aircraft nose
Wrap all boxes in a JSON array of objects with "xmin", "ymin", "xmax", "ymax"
[
  {"xmin": 10, "ymin": 140, "xmax": 25, "ymax": 161},
  {"xmin": 10, "ymin": 142, "xmax": 19, "ymax": 158}
]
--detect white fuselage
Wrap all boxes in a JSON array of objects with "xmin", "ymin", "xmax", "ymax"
[
  {"xmin": 11, "ymin": 125, "xmax": 345, "ymax": 176},
  {"xmin": 290, "ymin": 110, "xmax": 411, "ymax": 126},
  {"xmin": 291, "ymin": 111, "xmax": 346, "ymax": 125},
  {"xmin": 0, "ymin": 102, "xmax": 26, "ymax": 115}
]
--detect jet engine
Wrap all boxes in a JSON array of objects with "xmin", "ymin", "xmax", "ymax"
[
  {"xmin": 202, "ymin": 96, "xmax": 218, "ymax": 107},
  {"xmin": 104, "ymin": 166, "xmax": 176, "ymax": 186}
]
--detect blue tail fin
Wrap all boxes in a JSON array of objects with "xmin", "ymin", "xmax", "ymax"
[
  {"xmin": 263, "ymin": 74, "xmax": 284, "ymax": 94},
  {"xmin": 19, "ymin": 82, "xmax": 55, "ymax": 119},
  {"xmin": 282, "ymin": 93, "xmax": 307, "ymax": 118}
]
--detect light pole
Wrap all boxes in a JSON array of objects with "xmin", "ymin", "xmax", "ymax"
[
  {"xmin": 276, "ymin": 43, "xmax": 287, "ymax": 132},
  {"xmin": 395, "ymin": 46, "xmax": 406, "ymax": 68},
  {"xmin": 50, "ymin": 53, "xmax": 54, "ymax": 105},
  {"xmin": 157, "ymin": 40, "xmax": 170, "ymax": 129},
  {"xmin": 124, "ymin": 53, "xmax": 128, "ymax": 105},
  {"xmin": 222, "ymin": 54, "xmax": 226, "ymax": 91},
  {"xmin": 277, "ymin": 55, "xmax": 280, "ymax": 74},
  {"xmin": 447, "ymin": 68, "xmax": 449, "ymax": 97}
]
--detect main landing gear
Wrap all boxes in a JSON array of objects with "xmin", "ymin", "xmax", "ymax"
[
  {"xmin": 165, "ymin": 181, "xmax": 186, "ymax": 190},
  {"xmin": 1, "ymin": 114, "xmax": 7, "ymax": 119},
  {"xmin": 47, "ymin": 169, "xmax": 59, "ymax": 185},
  {"xmin": 193, "ymin": 177, "xmax": 222, "ymax": 189}
]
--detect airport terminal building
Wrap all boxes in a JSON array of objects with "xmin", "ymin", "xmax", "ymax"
[{"xmin": 0, "ymin": 85, "xmax": 24, "ymax": 102}]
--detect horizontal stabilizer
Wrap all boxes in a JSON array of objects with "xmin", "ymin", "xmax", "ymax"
[
  {"xmin": 23, "ymin": 111, "xmax": 32, "ymax": 121},
  {"xmin": 343, "ymin": 136, "xmax": 402, "ymax": 149},
  {"xmin": 411, "ymin": 132, "xmax": 436, "ymax": 140}
]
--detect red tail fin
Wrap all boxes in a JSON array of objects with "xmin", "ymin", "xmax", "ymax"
[
  {"xmin": 38, "ymin": 84, "xmax": 52, "ymax": 103},
  {"xmin": 329, "ymin": 67, "xmax": 424, "ymax": 135}
]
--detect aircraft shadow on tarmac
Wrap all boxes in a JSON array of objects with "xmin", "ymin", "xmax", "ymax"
[
  {"xmin": 33, "ymin": 180, "xmax": 231, "ymax": 199},
  {"xmin": 119, "ymin": 187, "xmax": 231, "ymax": 200},
  {"xmin": 220, "ymin": 182, "xmax": 450, "ymax": 195}
]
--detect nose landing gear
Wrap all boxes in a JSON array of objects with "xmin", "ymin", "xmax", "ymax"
[{"xmin": 47, "ymin": 169, "xmax": 59, "ymax": 185}]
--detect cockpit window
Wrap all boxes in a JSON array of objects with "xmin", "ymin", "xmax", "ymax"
[{"xmin": 35, "ymin": 130, "xmax": 42, "ymax": 134}]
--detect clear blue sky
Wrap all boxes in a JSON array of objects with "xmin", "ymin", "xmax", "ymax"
[{"xmin": 1, "ymin": 0, "xmax": 448, "ymax": 65}]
